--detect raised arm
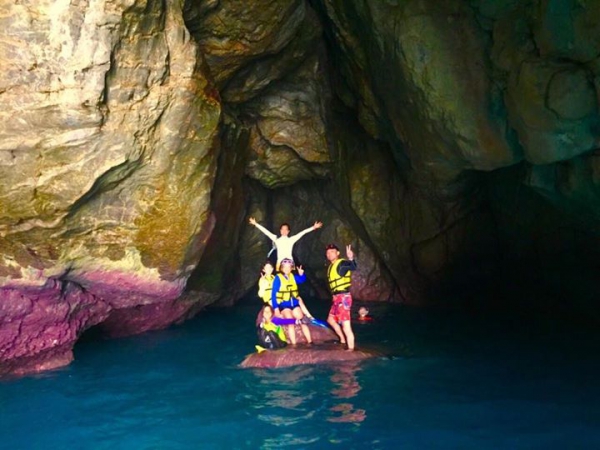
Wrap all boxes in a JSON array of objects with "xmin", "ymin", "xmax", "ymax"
[
  {"xmin": 338, "ymin": 244, "xmax": 357, "ymax": 275},
  {"xmin": 249, "ymin": 217, "xmax": 277, "ymax": 242},
  {"xmin": 295, "ymin": 266, "xmax": 307, "ymax": 284},
  {"xmin": 289, "ymin": 221, "xmax": 323, "ymax": 244}
]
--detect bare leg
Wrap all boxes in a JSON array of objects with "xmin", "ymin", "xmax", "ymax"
[
  {"xmin": 283, "ymin": 309, "xmax": 296, "ymax": 344},
  {"xmin": 341, "ymin": 320, "xmax": 355, "ymax": 350},
  {"xmin": 292, "ymin": 307, "xmax": 312, "ymax": 344},
  {"xmin": 287, "ymin": 325, "xmax": 296, "ymax": 344},
  {"xmin": 298, "ymin": 298, "xmax": 313, "ymax": 318},
  {"xmin": 300, "ymin": 324, "xmax": 312, "ymax": 344},
  {"xmin": 327, "ymin": 314, "xmax": 346, "ymax": 344}
]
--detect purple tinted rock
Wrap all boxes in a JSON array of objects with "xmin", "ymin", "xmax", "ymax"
[
  {"xmin": 69, "ymin": 270, "xmax": 187, "ymax": 308},
  {"xmin": 239, "ymin": 343, "xmax": 379, "ymax": 369},
  {"xmin": 0, "ymin": 276, "xmax": 213, "ymax": 377},
  {"xmin": 98, "ymin": 295, "xmax": 208, "ymax": 338},
  {"xmin": 0, "ymin": 279, "xmax": 110, "ymax": 377}
]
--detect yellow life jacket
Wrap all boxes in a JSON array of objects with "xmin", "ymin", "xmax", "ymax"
[
  {"xmin": 328, "ymin": 258, "xmax": 352, "ymax": 293},
  {"xmin": 262, "ymin": 321, "xmax": 287, "ymax": 343},
  {"xmin": 258, "ymin": 274, "xmax": 274, "ymax": 304},
  {"xmin": 275, "ymin": 273, "xmax": 299, "ymax": 303}
]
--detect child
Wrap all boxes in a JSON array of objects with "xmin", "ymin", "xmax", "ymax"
[
  {"xmin": 256, "ymin": 305, "xmax": 288, "ymax": 351},
  {"xmin": 271, "ymin": 258, "xmax": 312, "ymax": 345},
  {"xmin": 257, "ymin": 261, "xmax": 275, "ymax": 304},
  {"xmin": 357, "ymin": 306, "xmax": 373, "ymax": 322}
]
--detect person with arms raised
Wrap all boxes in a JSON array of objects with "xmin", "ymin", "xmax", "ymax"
[{"xmin": 249, "ymin": 217, "xmax": 323, "ymax": 270}]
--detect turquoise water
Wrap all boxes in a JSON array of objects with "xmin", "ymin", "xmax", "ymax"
[{"xmin": 1, "ymin": 298, "xmax": 599, "ymax": 449}]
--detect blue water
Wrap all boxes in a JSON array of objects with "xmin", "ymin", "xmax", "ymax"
[{"xmin": 1, "ymin": 298, "xmax": 600, "ymax": 449}]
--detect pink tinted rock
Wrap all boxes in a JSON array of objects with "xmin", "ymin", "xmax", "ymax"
[
  {"xmin": 239, "ymin": 343, "xmax": 379, "ymax": 369},
  {"xmin": 98, "ymin": 291, "xmax": 217, "ymax": 338},
  {"xmin": 69, "ymin": 270, "xmax": 187, "ymax": 308},
  {"xmin": 0, "ymin": 280, "xmax": 110, "ymax": 377},
  {"xmin": 0, "ymin": 276, "xmax": 212, "ymax": 377},
  {"xmin": 4, "ymin": 343, "xmax": 74, "ymax": 377}
]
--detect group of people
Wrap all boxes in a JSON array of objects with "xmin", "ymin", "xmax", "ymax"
[{"xmin": 249, "ymin": 217, "xmax": 358, "ymax": 351}]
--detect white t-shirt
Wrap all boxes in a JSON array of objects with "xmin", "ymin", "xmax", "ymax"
[{"xmin": 254, "ymin": 223, "xmax": 315, "ymax": 265}]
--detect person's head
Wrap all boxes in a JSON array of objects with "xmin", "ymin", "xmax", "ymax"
[
  {"xmin": 358, "ymin": 307, "xmax": 369, "ymax": 318},
  {"xmin": 262, "ymin": 261, "xmax": 274, "ymax": 276},
  {"xmin": 280, "ymin": 258, "xmax": 294, "ymax": 274},
  {"xmin": 263, "ymin": 305, "xmax": 274, "ymax": 321},
  {"xmin": 279, "ymin": 223, "xmax": 291, "ymax": 237},
  {"xmin": 325, "ymin": 243, "xmax": 340, "ymax": 262}
]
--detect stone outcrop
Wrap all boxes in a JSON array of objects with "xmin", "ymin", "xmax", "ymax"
[{"xmin": 239, "ymin": 343, "xmax": 379, "ymax": 369}]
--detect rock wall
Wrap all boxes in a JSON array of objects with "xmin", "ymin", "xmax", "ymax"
[
  {"xmin": 0, "ymin": 0, "xmax": 221, "ymax": 375},
  {"xmin": 312, "ymin": 0, "xmax": 600, "ymax": 303}
]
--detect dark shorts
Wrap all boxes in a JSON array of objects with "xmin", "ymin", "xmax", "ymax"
[
  {"xmin": 277, "ymin": 299, "xmax": 300, "ymax": 310},
  {"xmin": 329, "ymin": 292, "xmax": 352, "ymax": 323}
]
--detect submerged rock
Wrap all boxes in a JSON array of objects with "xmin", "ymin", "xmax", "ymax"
[{"xmin": 239, "ymin": 343, "xmax": 379, "ymax": 369}]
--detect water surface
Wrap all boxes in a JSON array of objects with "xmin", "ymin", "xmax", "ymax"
[{"xmin": 1, "ymin": 298, "xmax": 599, "ymax": 449}]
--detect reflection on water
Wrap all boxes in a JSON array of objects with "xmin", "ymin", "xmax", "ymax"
[
  {"xmin": 246, "ymin": 365, "xmax": 318, "ymax": 432},
  {"xmin": 327, "ymin": 362, "xmax": 366, "ymax": 424},
  {"xmin": 261, "ymin": 433, "xmax": 321, "ymax": 448},
  {"xmin": 246, "ymin": 361, "xmax": 368, "ymax": 439},
  {"xmin": 3, "ymin": 300, "xmax": 600, "ymax": 449},
  {"xmin": 259, "ymin": 366, "xmax": 316, "ymax": 410}
]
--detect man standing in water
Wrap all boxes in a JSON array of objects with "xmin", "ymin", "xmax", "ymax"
[
  {"xmin": 326, "ymin": 244, "xmax": 357, "ymax": 351},
  {"xmin": 248, "ymin": 217, "xmax": 323, "ymax": 270}
]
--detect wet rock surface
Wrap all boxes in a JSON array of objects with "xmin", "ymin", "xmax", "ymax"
[{"xmin": 239, "ymin": 343, "xmax": 379, "ymax": 369}]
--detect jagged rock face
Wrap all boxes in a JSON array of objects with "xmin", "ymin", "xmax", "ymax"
[
  {"xmin": 243, "ymin": 53, "xmax": 332, "ymax": 188},
  {"xmin": 313, "ymin": 0, "xmax": 600, "ymax": 299},
  {"xmin": 2, "ymin": 0, "xmax": 600, "ymax": 375},
  {"xmin": 319, "ymin": 0, "xmax": 519, "ymax": 174},
  {"xmin": 0, "ymin": 0, "xmax": 221, "ymax": 375}
]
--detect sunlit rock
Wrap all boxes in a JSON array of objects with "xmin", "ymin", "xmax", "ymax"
[
  {"xmin": 185, "ymin": 0, "xmax": 309, "ymax": 89},
  {"xmin": 0, "ymin": 0, "xmax": 220, "ymax": 375}
]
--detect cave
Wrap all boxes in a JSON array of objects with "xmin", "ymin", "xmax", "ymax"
[
  {"xmin": 1, "ymin": 0, "xmax": 599, "ymax": 366},
  {"xmin": 2, "ymin": 0, "xmax": 600, "ymax": 446},
  {"xmin": 1, "ymin": 0, "xmax": 600, "ymax": 422}
]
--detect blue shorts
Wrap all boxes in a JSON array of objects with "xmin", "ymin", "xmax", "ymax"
[{"xmin": 276, "ymin": 299, "xmax": 300, "ymax": 310}]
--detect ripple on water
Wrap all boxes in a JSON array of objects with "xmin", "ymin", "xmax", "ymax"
[{"xmin": 1, "ymin": 301, "xmax": 600, "ymax": 449}]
